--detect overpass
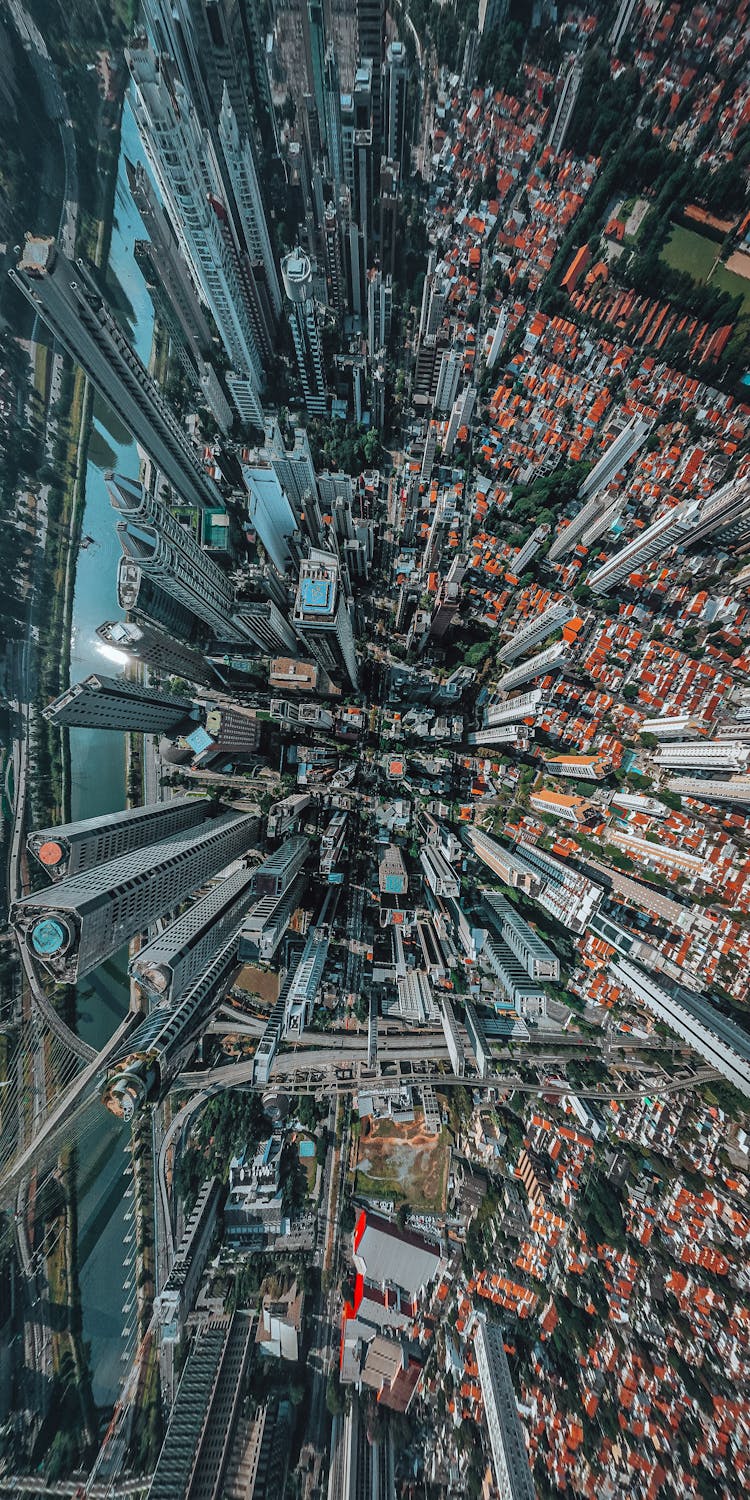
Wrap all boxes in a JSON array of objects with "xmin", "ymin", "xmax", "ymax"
[{"xmin": 0, "ymin": 1011, "xmax": 138, "ymax": 1199}]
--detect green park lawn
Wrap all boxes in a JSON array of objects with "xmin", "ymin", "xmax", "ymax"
[{"xmin": 661, "ymin": 226, "xmax": 750, "ymax": 314}]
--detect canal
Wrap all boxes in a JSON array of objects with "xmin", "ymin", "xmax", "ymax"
[{"xmin": 68, "ymin": 99, "xmax": 155, "ymax": 1409}]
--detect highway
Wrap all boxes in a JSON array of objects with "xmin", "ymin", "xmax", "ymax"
[{"xmin": 0, "ymin": 1012, "xmax": 138, "ymax": 1200}]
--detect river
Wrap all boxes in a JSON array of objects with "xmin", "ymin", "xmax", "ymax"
[{"xmin": 68, "ymin": 98, "xmax": 155, "ymax": 1410}]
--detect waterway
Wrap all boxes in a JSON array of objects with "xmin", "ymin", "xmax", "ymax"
[{"xmin": 68, "ymin": 98, "xmax": 155, "ymax": 1409}]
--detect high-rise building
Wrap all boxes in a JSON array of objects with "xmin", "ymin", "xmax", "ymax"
[
  {"xmin": 267, "ymin": 793, "xmax": 312, "ymax": 841},
  {"xmin": 10, "ymin": 236, "xmax": 225, "ymax": 512},
  {"xmin": 610, "ymin": 0, "xmax": 639, "ymax": 51},
  {"xmin": 497, "ymin": 598, "xmax": 577, "ymax": 665},
  {"xmin": 590, "ymin": 475, "xmax": 750, "ymax": 594},
  {"xmin": 237, "ymin": 600, "xmax": 301, "ymax": 657},
  {"xmin": 478, "ymin": 0, "xmax": 510, "ymax": 35},
  {"xmin": 484, "ymin": 689, "xmax": 545, "ymax": 727},
  {"xmin": 305, "ymin": 0, "xmax": 328, "ymax": 149},
  {"xmin": 154, "ymin": 1178, "xmax": 221, "ymax": 1342},
  {"xmin": 96, "ymin": 619, "xmax": 219, "ymax": 690},
  {"xmin": 366, "ymin": 268, "xmax": 393, "ymax": 358},
  {"xmin": 103, "ymin": 931, "xmax": 243, "ymax": 1117},
  {"xmin": 466, "ymin": 724, "xmax": 525, "ymax": 748},
  {"xmin": 666, "ymin": 776, "xmax": 750, "ymax": 804},
  {"xmin": 418, "ymin": 254, "xmax": 447, "ymax": 342},
  {"xmin": 511, "ymin": 524, "xmax": 548, "ymax": 577},
  {"xmin": 611, "ymin": 958, "xmax": 750, "ymax": 1099},
  {"xmin": 434, "ymin": 350, "xmax": 462, "ymax": 414},
  {"xmin": 420, "ymin": 846, "xmax": 460, "ymax": 898},
  {"xmin": 379, "ymin": 845, "xmax": 408, "ymax": 895},
  {"xmin": 464, "ymin": 828, "xmax": 541, "ymax": 893},
  {"xmin": 252, "ymin": 836, "xmax": 310, "ymax": 898},
  {"xmin": 655, "ymin": 741, "xmax": 750, "ymax": 773},
  {"xmin": 384, "ymin": 40, "xmax": 409, "ymax": 173},
  {"xmin": 11, "ymin": 807, "xmax": 257, "ymax": 982},
  {"xmin": 483, "ymin": 930, "xmax": 547, "ymax": 1015},
  {"xmin": 379, "ymin": 157, "xmax": 400, "ymax": 280},
  {"xmin": 474, "ymin": 1318, "xmax": 535, "ymax": 1500},
  {"xmin": 483, "ymin": 892, "xmax": 559, "ymax": 980},
  {"xmin": 549, "ymin": 416, "xmax": 652, "ymax": 561},
  {"xmin": 130, "ymin": 866, "xmax": 256, "ymax": 1004},
  {"xmin": 239, "ymin": 875, "xmax": 307, "ymax": 963},
  {"xmin": 486, "ymin": 308, "xmax": 508, "ymax": 371},
  {"xmin": 688, "ymin": 471, "xmax": 750, "ymax": 549},
  {"xmin": 127, "ymin": 42, "xmax": 265, "ymax": 424},
  {"xmin": 639, "ymin": 714, "xmax": 709, "ymax": 740},
  {"xmin": 262, "ymin": 418, "xmax": 321, "ymax": 518},
  {"xmin": 242, "ymin": 463, "xmax": 301, "ymax": 575},
  {"xmin": 108, "ymin": 474, "xmax": 252, "ymax": 645},
  {"xmin": 142, "ymin": 1313, "xmax": 254, "ymax": 1499},
  {"xmin": 282, "ymin": 249, "xmax": 329, "ymax": 416},
  {"xmin": 218, "ymin": 83, "xmax": 282, "ymax": 326},
  {"xmin": 496, "ymin": 642, "xmax": 569, "ymax": 694},
  {"xmin": 356, "ymin": 0, "xmax": 385, "ymax": 139},
  {"xmin": 293, "ymin": 548, "xmax": 359, "ymax": 688},
  {"xmin": 42, "ymin": 673, "xmax": 193, "ymax": 734},
  {"xmin": 117, "ymin": 557, "xmax": 207, "ymax": 646},
  {"xmin": 579, "ymin": 415, "xmax": 651, "ymax": 502},
  {"xmin": 127, "ymin": 158, "xmax": 214, "ymax": 373},
  {"xmin": 548, "ymin": 56, "xmax": 583, "ymax": 155},
  {"xmin": 27, "ymin": 796, "xmax": 209, "ymax": 883},
  {"xmin": 587, "ymin": 500, "xmax": 700, "ymax": 594},
  {"xmin": 444, "ymin": 384, "xmax": 476, "ymax": 457},
  {"xmin": 140, "ymin": 0, "xmax": 261, "ymax": 143}
]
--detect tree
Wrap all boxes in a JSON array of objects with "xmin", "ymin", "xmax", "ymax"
[
  {"xmin": 326, "ymin": 1374, "xmax": 344, "ymax": 1416},
  {"xmin": 464, "ymin": 641, "xmax": 491, "ymax": 668}
]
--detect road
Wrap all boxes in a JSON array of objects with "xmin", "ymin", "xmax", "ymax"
[
  {"xmin": 0, "ymin": 1012, "xmax": 138, "ymax": 1200},
  {"xmin": 301, "ymin": 1097, "xmax": 351, "ymax": 1489}
]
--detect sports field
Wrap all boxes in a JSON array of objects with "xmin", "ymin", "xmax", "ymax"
[
  {"xmin": 662, "ymin": 226, "xmax": 750, "ymax": 313},
  {"xmin": 354, "ymin": 1112, "xmax": 450, "ymax": 1212}
]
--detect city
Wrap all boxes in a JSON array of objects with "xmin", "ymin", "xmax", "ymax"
[{"xmin": 0, "ymin": 1, "xmax": 750, "ymax": 1497}]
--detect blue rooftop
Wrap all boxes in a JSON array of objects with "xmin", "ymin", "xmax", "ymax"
[
  {"xmin": 186, "ymin": 726, "xmax": 214, "ymax": 754},
  {"xmin": 301, "ymin": 576, "xmax": 333, "ymax": 614}
]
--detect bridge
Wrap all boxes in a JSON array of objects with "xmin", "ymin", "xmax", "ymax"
[{"xmin": 0, "ymin": 1476, "xmax": 147, "ymax": 1497}]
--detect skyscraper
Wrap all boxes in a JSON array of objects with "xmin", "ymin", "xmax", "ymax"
[
  {"xmin": 497, "ymin": 598, "xmax": 577, "ymax": 665},
  {"xmin": 117, "ymin": 557, "xmax": 208, "ymax": 646},
  {"xmin": 130, "ymin": 866, "xmax": 256, "ymax": 1005},
  {"xmin": 478, "ymin": 0, "xmax": 510, "ymax": 35},
  {"xmin": 10, "ymin": 237, "xmax": 225, "ymax": 513},
  {"xmin": 241, "ymin": 463, "xmax": 302, "ymax": 575},
  {"xmin": 127, "ymin": 42, "xmax": 265, "ymax": 425},
  {"xmin": 102, "ymin": 930, "xmax": 245, "ymax": 1118},
  {"xmin": 483, "ymin": 893, "xmax": 560, "ymax": 980},
  {"xmin": 282, "ymin": 249, "xmax": 329, "ymax": 416},
  {"xmin": 108, "ymin": 474, "xmax": 253, "ymax": 644},
  {"xmin": 218, "ymin": 84, "xmax": 282, "ymax": 325},
  {"xmin": 43, "ymin": 673, "xmax": 193, "ymax": 734},
  {"xmin": 96, "ymin": 619, "xmax": 220, "ymax": 690},
  {"xmin": 474, "ymin": 1318, "xmax": 535, "ymax": 1500},
  {"xmin": 495, "ymin": 641, "xmax": 569, "ymax": 693},
  {"xmin": 356, "ymin": 0, "xmax": 385, "ymax": 140},
  {"xmin": 262, "ymin": 418, "xmax": 321, "ymax": 517},
  {"xmin": 27, "ymin": 796, "xmax": 210, "ymax": 882},
  {"xmin": 587, "ymin": 500, "xmax": 700, "ymax": 594},
  {"xmin": 127, "ymin": 158, "xmax": 213, "ymax": 371},
  {"xmin": 237, "ymin": 601, "xmax": 302, "ymax": 657},
  {"xmin": 384, "ymin": 40, "xmax": 409, "ymax": 173},
  {"xmin": 293, "ymin": 548, "xmax": 359, "ymax": 688},
  {"xmin": 11, "ymin": 807, "xmax": 257, "ymax": 982}
]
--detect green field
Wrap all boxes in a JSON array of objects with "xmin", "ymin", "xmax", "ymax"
[{"xmin": 662, "ymin": 226, "xmax": 750, "ymax": 313}]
